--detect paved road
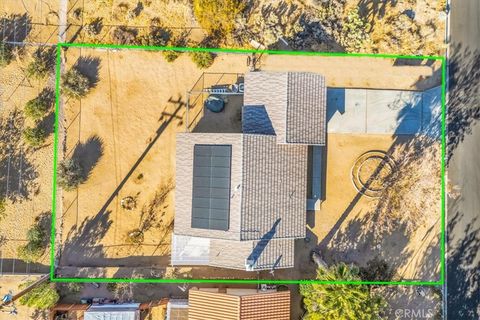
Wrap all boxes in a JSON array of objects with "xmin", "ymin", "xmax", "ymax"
[{"xmin": 447, "ymin": 0, "xmax": 480, "ymax": 318}]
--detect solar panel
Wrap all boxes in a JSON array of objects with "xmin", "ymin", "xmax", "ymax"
[{"xmin": 191, "ymin": 145, "xmax": 232, "ymax": 231}]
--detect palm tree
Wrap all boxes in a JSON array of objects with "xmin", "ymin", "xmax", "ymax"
[{"xmin": 300, "ymin": 263, "xmax": 386, "ymax": 320}]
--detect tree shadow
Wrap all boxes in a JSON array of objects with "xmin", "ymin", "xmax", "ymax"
[
  {"xmin": 0, "ymin": 13, "xmax": 32, "ymax": 43},
  {"xmin": 447, "ymin": 203, "xmax": 480, "ymax": 319},
  {"xmin": 316, "ymin": 61, "xmax": 442, "ymax": 281},
  {"xmin": 358, "ymin": 0, "xmax": 398, "ymax": 31},
  {"xmin": 74, "ymin": 56, "xmax": 101, "ymax": 90},
  {"xmin": 0, "ymin": 110, "xmax": 38, "ymax": 202},
  {"xmin": 72, "ymin": 135, "xmax": 104, "ymax": 180},
  {"xmin": 59, "ymin": 210, "xmax": 113, "ymax": 267},
  {"xmin": 447, "ymin": 43, "xmax": 480, "ymax": 163}
]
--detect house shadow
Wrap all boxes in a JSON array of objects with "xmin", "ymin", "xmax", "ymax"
[{"xmin": 72, "ymin": 135, "xmax": 104, "ymax": 180}]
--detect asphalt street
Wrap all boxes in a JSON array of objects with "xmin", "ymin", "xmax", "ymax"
[{"xmin": 447, "ymin": 0, "xmax": 480, "ymax": 318}]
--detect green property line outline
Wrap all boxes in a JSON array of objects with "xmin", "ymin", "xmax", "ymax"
[{"xmin": 51, "ymin": 43, "xmax": 446, "ymax": 286}]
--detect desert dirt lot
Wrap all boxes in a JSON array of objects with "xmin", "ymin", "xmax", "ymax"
[
  {"xmin": 1, "ymin": 0, "xmax": 60, "ymax": 44},
  {"xmin": 0, "ymin": 45, "xmax": 54, "ymax": 274},
  {"xmin": 56, "ymin": 48, "xmax": 442, "ymax": 280}
]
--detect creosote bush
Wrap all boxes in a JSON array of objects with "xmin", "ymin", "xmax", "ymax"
[
  {"xmin": 26, "ymin": 47, "xmax": 55, "ymax": 79},
  {"xmin": 190, "ymin": 51, "xmax": 215, "ymax": 69},
  {"xmin": 163, "ymin": 50, "xmax": 181, "ymax": 62},
  {"xmin": 62, "ymin": 68, "xmax": 91, "ymax": 99},
  {"xmin": 126, "ymin": 229, "xmax": 144, "ymax": 244},
  {"xmin": 23, "ymin": 126, "xmax": 48, "ymax": 147},
  {"xmin": 0, "ymin": 41, "xmax": 14, "ymax": 67},
  {"xmin": 57, "ymin": 158, "xmax": 85, "ymax": 191},
  {"xmin": 24, "ymin": 95, "xmax": 52, "ymax": 120},
  {"xmin": 17, "ymin": 224, "xmax": 46, "ymax": 263}
]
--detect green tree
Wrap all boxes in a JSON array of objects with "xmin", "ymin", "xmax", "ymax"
[
  {"xmin": 0, "ymin": 41, "xmax": 14, "ymax": 67},
  {"xmin": 24, "ymin": 95, "xmax": 52, "ymax": 120},
  {"xmin": 300, "ymin": 263, "xmax": 386, "ymax": 320},
  {"xmin": 57, "ymin": 158, "xmax": 85, "ymax": 191},
  {"xmin": 23, "ymin": 126, "xmax": 48, "ymax": 147},
  {"xmin": 26, "ymin": 47, "xmax": 55, "ymax": 79},
  {"xmin": 190, "ymin": 51, "xmax": 215, "ymax": 69},
  {"xmin": 18, "ymin": 282, "xmax": 59, "ymax": 309},
  {"xmin": 192, "ymin": 0, "xmax": 244, "ymax": 36},
  {"xmin": 62, "ymin": 68, "xmax": 91, "ymax": 99},
  {"xmin": 17, "ymin": 225, "xmax": 46, "ymax": 263}
]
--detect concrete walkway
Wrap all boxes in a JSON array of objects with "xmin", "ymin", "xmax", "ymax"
[{"xmin": 327, "ymin": 87, "xmax": 442, "ymax": 136}]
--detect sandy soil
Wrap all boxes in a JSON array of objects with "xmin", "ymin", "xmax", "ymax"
[
  {"xmin": 0, "ymin": 275, "xmax": 44, "ymax": 320},
  {"xmin": 0, "ymin": 46, "xmax": 54, "ymax": 273},
  {"xmin": 1, "ymin": 0, "xmax": 60, "ymax": 44},
  {"xmin": 55, "ymin": 48, "xmax": 441, "ymax": 281},
  {"xmin": 315, "ymin": 134, "xmax": 441, "ymax": 281}
]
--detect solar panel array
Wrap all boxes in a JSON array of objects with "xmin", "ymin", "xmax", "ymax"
[{"xmin": 191, "ymin": 145, "xmax": 232, "ymax": 231}]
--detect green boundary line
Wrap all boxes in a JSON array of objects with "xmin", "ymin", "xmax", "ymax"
[{"xmin": 51, "ymin": 43, "xmax": 446, "ymax": 286}]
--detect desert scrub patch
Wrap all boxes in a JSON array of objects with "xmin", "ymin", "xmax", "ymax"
[
  {"xmin": 26, "ymin": 47, "xmax": 55, "ymax": 79},
  {"xmin": 17, "ymin": 223, "xmax": 47, "ymax": 263},
  {"xmin": 62, "ymin": 68, "xmax": 91, "ymax": 99},
  {"xmin": 57, "ymin": 158, "xmax": 85, "ymax": 191},
  {"xmin": 24, "ymin": 90, "xmax": 53, "ymax": 121},
  {"xmin": 23, "ymin": 126, "xmax": 48, "ymax": 147},
  {"xmin": 190, "ymin": 50, "xmax": 215, "ymax": 69},
  {"xmin": 193, "ymin": 0, "xmax": 245, "ymax": 36}
]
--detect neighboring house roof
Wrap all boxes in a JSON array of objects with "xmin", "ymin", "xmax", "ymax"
[
  {"xmin": 244, "ymin": 71, "xmax": 327, "ymax": 145},
  {"xmin": 166, "ymin": 299, "xmax": 189, "ymax": 320},
  {"xmin": 84, "ymin": 304, "xmax": 140, "ymax": 320},
  {"xmin": 188, "ymin": 289, "xmax": 290, "ymax": 320}
]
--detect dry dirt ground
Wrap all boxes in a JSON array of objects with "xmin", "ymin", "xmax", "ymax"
[
  {"xmin": 0, "ymin": 275, "xmax": 44, "ymax": 320},
  {"xmin": 56, "ymin": 48, "xmax": 441, "ymax": 281},
  {"xmin": 1, "ymin": 0, "xmax": 60, "ymax": 44},
  {"xmin": 0, "ymin": 45, "xmax": 54, "ymax": 274}
]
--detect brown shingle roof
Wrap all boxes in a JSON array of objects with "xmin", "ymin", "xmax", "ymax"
[
  {"xmin": 244, "ymin": 71, "xmax": 327, "ymax": 145},
  {"xmin": 188, "ymin": 289, "xmax": 290, "ymax": 320}
]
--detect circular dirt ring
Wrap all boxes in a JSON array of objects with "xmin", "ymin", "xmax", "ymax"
[{"xmin": 351, "ymin": 151, "xmax": 396, "ymax": 198}]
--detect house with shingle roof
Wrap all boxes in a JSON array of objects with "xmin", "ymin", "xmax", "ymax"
[
  {"xmin": 172, "ymin": 71, "xmax": 327, "ymax": 271},
  {"xmin": 166, "ymin": 287, "xmax": 291, "ymax": 320}
]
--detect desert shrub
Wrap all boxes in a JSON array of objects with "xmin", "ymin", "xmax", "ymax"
[
  {"xmin": 17, "ymin": 224, "xmax": 46, "ymax": 263},
  {"xmin": 57, "ymin": 158, "xmax": 85, "ymax": 191},
  {"xmin": 26, "ymin": 47, "xmax": 55, "ymax": 79},
  {"xmin": 140, "ymin": 26, "xmax": 171, "ymax": 46},
  {"xmin": 24, "ymin": 94, "xmax": 52, "ymax": 120},
  {"xmin": 190, "ymin": 50, "xmax": 215, "ymax": 69},
  {"xmin": 163, "ymin": 50, "xmax": 181, "ymax": 62},
  {"xmin": 359, "ymin": 257, "xmax": 394, "ymax": 282},
  {"xmin": 0, "ymin": 197, "xmax": 6, "ymax": 221},
  {"xmin": 0, "ymin": 41, "xmax": 14, "ymax": 67},
  {"xmin": 111, "ymin": 26, "xmax": 138, "ymax": 45},
  {"xmin": 339, "ymin": 7, "xmax": 370, "ymax": 52},
  {"xmin": 192, "ymin": 0, "xmax": 244, "ymax": 36},
  {"xmin": 62, "ymin": 68, "xmax": 91, "ymax": 99},
  {"xmin": 23, "ymin": 126, "xmax": 48, "ymax": 147},
  {"xmin": 300, "ymin": 263, "xmax": 386, "ymax": 319},
  {"xmin": 67, "ymin": 282, "xmax": 83, "ymax": 293},
  {"xmin": 84, "ymin": 18, "xmax": 103, "ymax": 37},
  {"xmin": 126, "ymin": 229, "xmax": 144, "ymax": 244},
  {"xmin": 19, "ymin": 281, "xmax": 59, "ymax": 309}
]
